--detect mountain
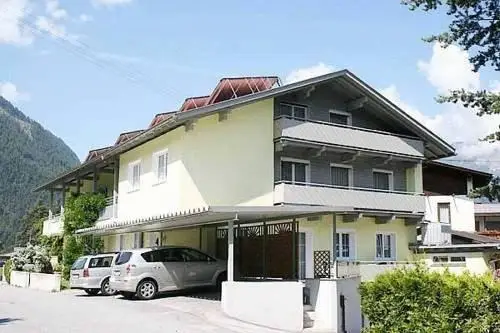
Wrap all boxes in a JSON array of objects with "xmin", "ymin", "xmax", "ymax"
[{"xmin": 0, "ymin": 96, "xmax": 80, "ymax": 251}]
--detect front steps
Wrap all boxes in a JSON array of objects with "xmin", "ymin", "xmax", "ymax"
[{"xmin": 303, "ymin": 304, "xmax": 316, "ymax": 329}]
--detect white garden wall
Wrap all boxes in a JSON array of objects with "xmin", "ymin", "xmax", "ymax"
[
  {"xmin": 29, "ymin": 272, "xmax": 61, "ymax": 292},
  {"xmin": 221, "ymin": 281, "xmax": 303, "ymax": 332},
  {"xmin": 10, "ymin": 271, "xmax": 30, "ymax": 288}
]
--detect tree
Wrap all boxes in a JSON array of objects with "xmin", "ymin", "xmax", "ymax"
[
  {"xmin": 16, "ymin": 204, "xmax": 48, "ymax": 246},
  {"xmin": 403, "ymin": 0, "xmax": 500, "ymax": 141},
  {"xmin": 469, "ymin": 176, "xmax": 500, "ymax": 201}
]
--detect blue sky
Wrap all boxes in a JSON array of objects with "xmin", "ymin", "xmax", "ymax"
[{"xmin": 1, "ymin": 0, "xmax": 500, "ymax": 173}]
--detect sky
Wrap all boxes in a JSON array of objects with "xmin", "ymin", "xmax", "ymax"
[{"xmin": 1, "ymin": 0, "xmax": 500, "ymax": 174}]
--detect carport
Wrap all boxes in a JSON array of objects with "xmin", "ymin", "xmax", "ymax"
[{"xmin": 76, "ymin": 205, "xmax": 357, "ymax": 332}]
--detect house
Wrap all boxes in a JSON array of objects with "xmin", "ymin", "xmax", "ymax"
[
  {"xmin": 36, "ymin": 70, "xmax": 456, "ymax": 332},
  {"xmin": 419, "ymin": 161, "xmax": 500, "ymax": 275}
]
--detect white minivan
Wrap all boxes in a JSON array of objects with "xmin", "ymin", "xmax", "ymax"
[
  {"xmin": 110, "ymin": 246, "xmax": 227, "ymax": 300},
  {"xmin": 70, "ymin": 253, "xmax": 118, "ymax": 296}
]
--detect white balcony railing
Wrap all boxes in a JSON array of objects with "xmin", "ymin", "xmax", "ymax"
[
  {"xmin": 337, "ymin": 261, "xmax": 415, "ymax": 281},
  {"xmin": 274, "ymin": 182, "xmax": 425, "ymax": 213},
  {"xmin": 97, "ymin": 196, "xmax": 116, "ymax": 221},
  {"xmin": 42, "ymin": 213, "xmax": 63, "ymax": 236},
  {"xmin": 421, "ymin": 221, "xmax": 452, "ymax": 246},
  {"xmin": 274, "ymin": 117, "xmax": 425, "ymax": 158}
]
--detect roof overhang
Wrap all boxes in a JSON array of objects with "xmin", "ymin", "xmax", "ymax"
[
  {"xmin": 36, "ymin": 70, "xmax": 456, "ymax": 192},
  {"xmin": 75, "ymin": 205, "xmax": 354, "ymax": 236}
]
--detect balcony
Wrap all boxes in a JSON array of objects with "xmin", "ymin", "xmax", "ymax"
[
  {"xmin": 42, "ymin": 214, "xmax": 63, "ymax": 236},
  {"xmin": 274, "ymin": 117, "xmax": 424, "ymax": 159},
  {"xmin": 421, "ymin": 221, "xmax": 452, "ymax": 246},
  {"xmin": 274, "ymin": 182, "xmax": 425, "ymax": 214},
  {"xmin": 97, "ymin": 196, "xmax": 116, "ymax": 222}
]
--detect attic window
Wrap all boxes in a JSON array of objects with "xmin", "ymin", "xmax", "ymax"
[
  {"xmin": 329, "ymin": 110, "xmax": 352, "ymax": 126},
  {"xmin": 280, "ymin": 103, "xmax": 307, "ymax": 119}
]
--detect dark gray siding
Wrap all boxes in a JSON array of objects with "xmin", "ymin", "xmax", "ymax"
[
  {"xmin": 274, "ymin": 84, "xmax": 412, "ymax": 135},
  {"xmin": 275, "ymin": 150, "xmax": 412, "ymax": 192}
]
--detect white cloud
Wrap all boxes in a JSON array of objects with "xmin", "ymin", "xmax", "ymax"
[
  {"xmin": 78, "ymin": 14, "xmax": 93, "ymax": 23},
  {"xmin": 417, "ymin": 43, "xmax": 480, "ymax": 93},
  {"xmin": 46, "ymin": 0, "xmax": 67, "ymax": 20},
  {"xmin": 383, "ymin": 43, "xmax": 500, "ymax": 174},
  {"xmin": 35, "ymin": 15, "xmax": 68, "ymax": 39},
  {"xmin": 92, "ymin": 0, "xmax": 133, "ymax": 7},
  {"xmin": 0, "ymin": 82, "xmax": 30, "ymax": 103},
  {"xmin": 95, "ymin": 52, "xmax": 142, "ymax": 64},
  {"xmin": 285, "ymin": 63, "xmax": 335, "ymax": 84},
  {"xmin": 0, "ymin": 0, "xmax": 34, "ymax": 45}
]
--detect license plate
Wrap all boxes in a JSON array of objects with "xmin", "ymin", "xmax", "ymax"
[
  {"xmin": 113, "ymin": 271, "xmax": 121, "ymax": 276},
  {"xmin": 72, "ymin": 274, "xmax": 79, "ymax": 278}
]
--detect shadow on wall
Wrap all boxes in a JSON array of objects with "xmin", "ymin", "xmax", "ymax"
[{"xmin": 0, "ymin": 318, "xmax": 22, "ymax": 325}]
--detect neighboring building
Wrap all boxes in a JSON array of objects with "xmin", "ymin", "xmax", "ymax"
[
  {"xmin": 475, "ymin": 203, "xmax": 500, "ymax": 235},
  {"xmin": 419, "ymin": 162, "xmax": 500, "ymax": 275},
  {"xmin": 37, "ymin": 70, "xmax": 456, "ymax": 332}
]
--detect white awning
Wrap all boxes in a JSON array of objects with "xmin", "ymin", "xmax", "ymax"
[{"xmin": 75, "ymin": 205, "xmax": 354, "ymax": 236}]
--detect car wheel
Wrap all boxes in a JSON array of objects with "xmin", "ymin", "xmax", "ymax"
[
  {"xmin": 84, "ymin": 289, "xmax": 99, "ymax": 296},
  {"xmin": 216, "ymin": 272, "xmax": 227, "ymax": 291},
  {"xmin": 100, "ymin": 278, "xmax": 115, "ymax": 296},
  {"xmin": 136, "ymin": 280, "xmax": 157, "ymax": 300}
]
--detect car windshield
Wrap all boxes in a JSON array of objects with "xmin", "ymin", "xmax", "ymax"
[
  {"xmin": 115, "ymin": 252, "xmax": 132, "ymax": 265},
  {"xmin": 71, "ymin": 257, "xmax": 87, "ymax": 270}
]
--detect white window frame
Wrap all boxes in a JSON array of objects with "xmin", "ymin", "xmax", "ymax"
[
  {"xmin": 152, "ymin": 149, "xmax": 168, "ymax": 185},
  {"xmin": 330, "ymin": 163, "xmax": 353, "ymax": 188},
  {"xmin": 280, "ymin": 102, "xmax": 308, "ymax": 120},
  {"xmin": 334, "ymin": 229, "xmax": 356, "ymax": 261},
  {"xmin": 437, "ymin": 202, "xmax": 451, "ymax": 224},
  {"xmin": 128, "ymin": 160, "xmax": 142, "ymax": 192},
  {"xmin": 329, "ymin": 109, "xmax": 352, "ymax": 126},
  {"xmin": 375, "ymin": 232, "xmax": 396, "ymax": 261},
  {"xmin": 280, "ymin": 157, "xmax": 311, "ymax": 184},
  {"xmin": 372, "ymin": 168, "xmax": 394, "ymax": 191}
]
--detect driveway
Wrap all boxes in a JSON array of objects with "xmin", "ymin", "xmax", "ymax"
[{"xmin": 0, "ymin": 285, "xmax": 284, "ymax": 333}]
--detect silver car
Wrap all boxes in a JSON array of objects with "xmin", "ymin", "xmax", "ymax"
[
  {"xmin": 110, "ymin": 246, "xmax": 227, "ymax": 300},
  {"xmin": 70, "ymin": 253, "xmax": 118, "ymax": 296}
]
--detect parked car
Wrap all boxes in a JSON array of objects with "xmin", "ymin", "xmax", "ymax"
[
  {"xmin": 110, "ymin": 246, "xmax": 227, "ymax": 300},
  {"xmin": 70, "ymin": 253, "xmax": 118, "ymax": 296}
]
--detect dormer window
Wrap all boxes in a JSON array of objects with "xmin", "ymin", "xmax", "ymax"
[
  {"xmin": 329, "ymin": 110, "xmax": 352, "ymax": 126},
  {"xmin": 280, "ymin": 103, "xmax": 307, "ymax": 120}
]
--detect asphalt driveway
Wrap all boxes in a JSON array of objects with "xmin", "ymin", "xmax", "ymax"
[{"xmin": 0, "ymin": 285, "xmax": 283, "ymax": 333}]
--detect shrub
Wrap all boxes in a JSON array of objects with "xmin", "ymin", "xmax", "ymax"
[
  {"xmin": 359, "ymin": 265, "xmax": 500, "ymax": 333},
  {"xmin": 11, "ymin": 244, "xmax": 53, "ymax": 274},
  {"xmin": 62, "ymin": 235, "xmax": 84, "ymax": 280},
  {"xmin": 3, "ymin": 259, "xmax": 12, "ymax": 284},
  {"xmin": 63, "ymin": 193, "xmax": 106, "ymax": 235}
]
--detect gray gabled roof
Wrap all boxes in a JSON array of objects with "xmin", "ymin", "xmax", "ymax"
[{"xmin": 35, "ymin": 69, "xmax": 455, "ymax": 191}]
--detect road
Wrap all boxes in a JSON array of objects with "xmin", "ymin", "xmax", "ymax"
[{"xmin": 0, "ymin": 285, "xmax": 282, "ymax": 333}]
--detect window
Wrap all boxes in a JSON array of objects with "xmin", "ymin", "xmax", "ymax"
[
  {"xmin": 432, "ymin": 256, "xmax": 449, "ymax": 263},
  {"xmin": 88, "ymin": 256, "xmax": 114, "ymax": 268},
  {"xmin": 161, "ymin": 248, "xmax": 185, "ymax": 262},
  {"xmin": 153, "ymin": 150, "xmax": 168, "ymax": 184},
  {"xmin": 115, "ymin": 252, "xmax": 132, "ymax": 265},
  {"xmin": 281, "ymin": 158, "xmax": 310, "ymax": 184},
  {"xmin": 181, "ymin": 248, "xmax": 214, "ymax": 262},
  {"xmin": 375, "ymin": 233, "xmax": 395, "ymax": 260},
  {"xmin": 437, "ymin": 203, "xmax": 451, "ymax": 224},
  {"xmin": 280, "ymin": 103, "xmax": 307, "ymax": 119},
  {"xmin": 335, "ymin": 231, "xmax": 355, "ymax": 260},
  {"xmin": 128, "ymin": 161, "xmax": 141, "ymax": 191},
  {"xmin": 373, "ymin": 169, "xmax": 393, "ymax": 191},
  {"xmin": 133, "ymin": 232, "xmax": 143, "ymax": 249},
  {"xmin": 450, "ymin": 256, "xmax": 466, "ymax": 263},
  {"xmin": 331, "ymin": 164, "xmax": 352, "ymax": 187},
  {"xmin": 71, "ymin": 257, "xmax": 87, "ymax": 270},
  {"xmin": 298, "ymin": 232, "xmax": 306, "ymax": 279},
  {"xmin": 329, "ymin": 110, "xmax": 351, "ymax": 126}
]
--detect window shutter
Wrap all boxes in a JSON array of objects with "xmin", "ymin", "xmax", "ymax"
[
  {"xmin": 127, "ymin": 164, "xmax": 133, "ymax": 190},
  {"xmin": 376, "ymin": 234, "xmax": 383, "ymax": 258},
  {"xmin": 153, "ymin": 154, "xmax": 159, "ymax": 182},
  {"xmin": 163, "ymin": 153, "xmax": 168, "ymax": 180},
  {"xmin": 349, "ymin": 233, "xmax": 355, "ymax": 259}
]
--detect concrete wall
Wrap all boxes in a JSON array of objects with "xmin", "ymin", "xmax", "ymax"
[
  {"xmin": 304, "ymin": 277, "xmax": 361, "ymax": 333},
  {"xmin": 423, "ymin": 252, "xmax": 491, "ymax": 275},
  {"xmin": 221, "ymin": 281, "xmax": 304, "ymax": 332},
  {"xmin": 117, "ymin": 99, "xmax": 275, "ymax": 221},
  {"xmin": 299, "ymin": 215, "xmax": 416, "ymax": 262},
  {"xmin": 29, "ymin": 272, "xmax": 61, "ymax": 292},
  {"xmin": 10, "ymin": 271, "xmax": 29, "ymax": 288},
  {"xmin": 424, "ymin": 195, "xmax": 475, "ymax": 232}
]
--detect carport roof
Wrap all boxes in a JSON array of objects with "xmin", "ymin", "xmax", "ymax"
[{"xmin": 75, "ymin": 205, "xmax": 354, "ymax": 235}]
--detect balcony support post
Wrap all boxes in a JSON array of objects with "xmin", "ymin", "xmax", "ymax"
[
  {"xmin": 61, "ymin": 184, "xmax": 66, "ymax": 213},
  {"xmin": 49, "ymin": 190, "xmax": 54, "ymax": 216},
  {"xmin": 113, "ymin": 159, "xmax": 119, "ymax": 219},
  {"xmin": 332, "ymin": 213, "xmax": 338, "ymax": 279},
  {"xmin": 227, "ymin": 217, "xmax": 237, "ymax": 282},
  {"xmin": 92, "ymin": 166, "xmax": 98, "ymax": 193}
]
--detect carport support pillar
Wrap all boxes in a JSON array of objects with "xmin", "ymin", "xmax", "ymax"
[
  {"xmin": 332, "ymin": 213, "xmax": 338, "ymax": 279},
  {"xmin": 228, "ymin": 217, "xmax": 237, "ymax": 282}
]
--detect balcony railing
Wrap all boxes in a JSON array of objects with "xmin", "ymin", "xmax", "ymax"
[
  {"xmin": 274, "ymin": 181, "xmax": 425, "ymax": 213},
  {"xmin": 337, "ymin": 261, "xmax": 415, "ymax": 281},
  {"xmin": 97, "ymin": 196, "xmax": 117, "ymax": 221},
  {"xmin": 42, "ymin": 213, "xmax": 63, "ymax": 236},
  {"xmin": 421, "ymin": 221, "xmax": 452, "ymax": 246},
  {"xmin": 274, "ymin": 116, "xmax": 425, "ymax": 158}
]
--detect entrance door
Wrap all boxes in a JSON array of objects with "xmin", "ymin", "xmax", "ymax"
[{"xmin": 298, "ymin": 229, "xmax": 313, "ymax": 279}]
